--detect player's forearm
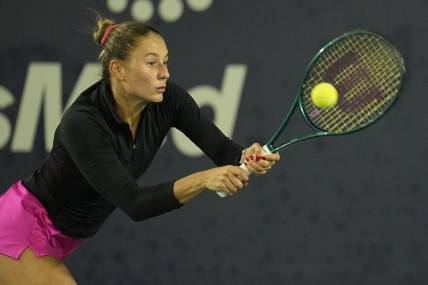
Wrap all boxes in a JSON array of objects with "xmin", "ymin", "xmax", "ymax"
[{"xmin": 173, "ymin": 171, "xmax": 207, "ymax": 204}]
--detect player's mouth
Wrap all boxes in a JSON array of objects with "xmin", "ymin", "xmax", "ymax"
[{"xmin": 156, "ymin": 86, "xmax": 166, "ymax": 93}]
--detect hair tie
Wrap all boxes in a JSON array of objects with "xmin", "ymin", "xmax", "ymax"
[{"xmin": 100, "ymin": 24, "xmax": 119, "ymax": 46}]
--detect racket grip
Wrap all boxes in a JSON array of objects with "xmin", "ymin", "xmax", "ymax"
[{"xmin": 216, "ymin": 145, "xmax": 272, "ymax": 198}]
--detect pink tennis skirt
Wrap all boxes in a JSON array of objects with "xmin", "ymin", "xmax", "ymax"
[{"xmin": 0, "ymin": 181, "xmax": 81, "ymax": 260}]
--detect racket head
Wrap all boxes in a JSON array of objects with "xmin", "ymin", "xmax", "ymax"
[{"xmin": 298, "ymin": 30, "xmax": 405, "ymax": 134}]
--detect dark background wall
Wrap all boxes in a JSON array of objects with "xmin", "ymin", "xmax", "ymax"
[{"xmin": 0, "ymin": 0, "xmax": 427, "ymax": 284}]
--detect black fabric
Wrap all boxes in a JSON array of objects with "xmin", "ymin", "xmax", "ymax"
[{"xmin": 24, "ymin": 80, "xmax": 243, "ymax": 238}]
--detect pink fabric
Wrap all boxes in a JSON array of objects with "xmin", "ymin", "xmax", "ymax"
[
  {"xmin": 100, "ymin": 24, "xmax": 119, "ymax": 46},
  {"xmin": 0, "ymin": 181, "xmax": 81, "ymax": 260}
]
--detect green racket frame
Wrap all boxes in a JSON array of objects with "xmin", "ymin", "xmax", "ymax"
[{"xmin": 264, "ymin": 30, "xmax": 406, "ymax": 153}]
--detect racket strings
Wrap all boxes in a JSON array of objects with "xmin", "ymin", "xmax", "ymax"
[
  {"xmin": 324, "ymin": 37, "xmax": 391, "ymax": 129},
  {"xmin": 302, "ymin": 32, "xmax": 404, "ymax": 133}
]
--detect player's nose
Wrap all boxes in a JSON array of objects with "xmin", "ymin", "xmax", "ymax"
[{"xmin": 158, "ymin": 63, "xmax": 169, "ymax": 80}]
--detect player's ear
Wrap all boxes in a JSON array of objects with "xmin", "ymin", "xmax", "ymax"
[{"xmin": 109, "ymin": 59, "xmax": 125, "ymax": 81}]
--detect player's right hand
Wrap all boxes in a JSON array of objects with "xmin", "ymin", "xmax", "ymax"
[{"xmin": 203, "ymin": 166, "xmax": 249, "ymax": 196}]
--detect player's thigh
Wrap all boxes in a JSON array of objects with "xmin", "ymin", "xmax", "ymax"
[{"xmin": 0, "ymin": 247, "xmax": 77, "ymax": 285}]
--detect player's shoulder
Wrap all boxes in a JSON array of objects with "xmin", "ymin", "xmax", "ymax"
[
  {"xmin": 61, "ymin": 82, "xmax": 105, "ymax": 129},
  {"xmin": 163, "ymin": 80, "xmax": 195, "ymax": 104},
  {"xmin": 165, "ymin": 80, "xmax": 188, "ymax": 97}
]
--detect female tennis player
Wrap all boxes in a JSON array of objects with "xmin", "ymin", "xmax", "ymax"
[{"xmin": 0, "ymin": 18, "xmax": 280, "ymax": 284}]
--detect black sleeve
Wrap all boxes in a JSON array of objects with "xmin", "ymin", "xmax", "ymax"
[
  {"xmin": 169, "ymin": 83, "xmax": 244, "ymax": 166},
  {"xmin": 59, "ymin": 109, "xmax": 182, "ymax": 221}
]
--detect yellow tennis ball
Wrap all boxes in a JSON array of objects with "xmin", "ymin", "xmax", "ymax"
[{"xmin": 310, "ymin": 82, "xmax": 339, "ymax": 108}]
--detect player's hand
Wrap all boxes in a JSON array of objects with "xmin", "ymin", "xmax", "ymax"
[
  {"xmin": 242, "ymin": 143, "xmax": 280, "ymax": 175},
  {"xmin": 203, "ymin": 166, "xmax": 249, "ymax": 196}
]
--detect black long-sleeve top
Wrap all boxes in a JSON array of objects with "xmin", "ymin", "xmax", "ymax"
[{"xmin": 23, "ymin": 80, "xmax": 243, "ymax": 238}]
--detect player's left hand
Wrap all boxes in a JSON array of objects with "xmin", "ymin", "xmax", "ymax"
[{"xmin": 242, "ymin": 143, "xmax": 280, "ymax": 175}]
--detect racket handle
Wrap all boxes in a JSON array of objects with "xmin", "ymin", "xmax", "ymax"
[{"xmin": 216, "ymin": 145, "xmax": 272, "ymax": 198}]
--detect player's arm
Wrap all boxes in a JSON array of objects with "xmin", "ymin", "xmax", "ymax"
[
  {"xmin": 173, "ymin": 165, "xmax": 249, "ymax": 203},
  {"xmin": 171, "ymin": 84, "xmax": 279, "ymax": 175},
  {"xmin": 169, "ymin": 83, "xmax": 244, "ymax": 166}
]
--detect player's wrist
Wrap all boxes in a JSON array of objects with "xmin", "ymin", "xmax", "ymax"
[{"xmin": 196, "ymin": 170, "xmax": 210, "ymax": 190}]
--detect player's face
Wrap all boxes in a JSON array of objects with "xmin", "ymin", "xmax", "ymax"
[{"xmin": 120, "ymin": 33, "xmax": 169, "ymax": 103}]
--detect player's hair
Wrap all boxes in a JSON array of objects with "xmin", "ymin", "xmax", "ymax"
[{"xmin": 93, "ymin": 17, "xmax": 162, "ymax": 83}]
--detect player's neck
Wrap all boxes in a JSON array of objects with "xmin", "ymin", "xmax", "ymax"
[{"xmin": 110, "ymin": 80, "xmax": 147, "ymax": 127}]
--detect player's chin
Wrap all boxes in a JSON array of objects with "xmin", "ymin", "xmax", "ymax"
[{"xmin": 151, "ymin": 93, "xmax": 164, "ymax": 103}]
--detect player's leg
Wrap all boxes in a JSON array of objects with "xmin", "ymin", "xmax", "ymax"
[{"xmin": 0, "ymin": 247, "xmax": 77, "ymax": 285}]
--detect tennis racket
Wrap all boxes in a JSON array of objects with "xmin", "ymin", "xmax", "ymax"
[{"xmin": 217, "ymin": 30, "xmax": 405, "ymax": 198}]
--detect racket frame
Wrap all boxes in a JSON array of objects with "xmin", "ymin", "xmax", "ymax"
[{"xmin": 265, "ymin": 30, "xmax": 405, "ymax": 153}]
